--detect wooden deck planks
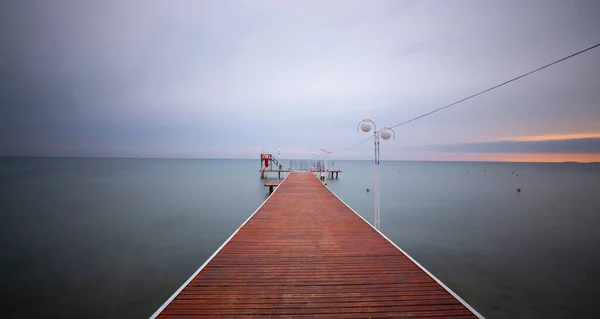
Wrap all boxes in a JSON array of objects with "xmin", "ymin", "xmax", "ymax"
[{"xmin": 153, "ymin": 171, "xmax": 482, "ymax": 318}]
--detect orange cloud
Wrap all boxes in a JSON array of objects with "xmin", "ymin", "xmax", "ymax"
[
  {"xmin": 493, "ymin": 133, "xmax": 600, "ymax": 142},
  {"xmin": 424, "ymin": 152, "xmax": 600, "ymax": 163}
]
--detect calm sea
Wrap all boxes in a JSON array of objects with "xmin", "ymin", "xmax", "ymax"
[{"xmin": 1, "ymin": 157, "xmax": 599, "ymax": 318}]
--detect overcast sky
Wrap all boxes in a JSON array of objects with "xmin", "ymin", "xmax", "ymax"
[{"xmin": 1, "ymin": 0, "xmax": 599, "ymax": 161}]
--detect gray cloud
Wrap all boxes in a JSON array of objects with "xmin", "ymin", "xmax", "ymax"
[
  {"xmin": 1, "ymin": 0, "xmax": 599, "ymax": 158},
  {"xmin": 435, "ymin": 138, "xmax": 600, "ymax": 154}
]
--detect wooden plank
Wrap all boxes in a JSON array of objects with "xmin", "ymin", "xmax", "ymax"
[
  {"xmin": 263, "ymin": 181, "xmax": 281, "ymax": 187},
  {"xmin": 259, "ymin": 170, "xmax": 342, "ymax": 172},
  {"xmin": 153, "ymin": 172, "xmax": 482, "ymax": 318}
]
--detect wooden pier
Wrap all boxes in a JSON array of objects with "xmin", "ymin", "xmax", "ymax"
[
  {"xmin": 264, "ymin": 180, "xmax": 280, "ymax": 194},
  {"xmin": 151, "ymin": 172, "xmax": 483, "ymax": 318},
  {"xmin": 259, "ymin": 153, "xmax": 341, "ymax": 179},
  {"xmin": 260, "ymin": 169, "xmax": 342, "ymax": 180}
]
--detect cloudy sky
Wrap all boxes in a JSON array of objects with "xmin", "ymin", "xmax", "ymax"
[{"xmin": 1, "ymin": 0, "xmax": 599, "ymax": 161}]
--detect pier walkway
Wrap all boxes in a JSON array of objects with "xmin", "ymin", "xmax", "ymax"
[{"xmin": 151, "ymin": 172, "xmax": 483, "ymax": 318}]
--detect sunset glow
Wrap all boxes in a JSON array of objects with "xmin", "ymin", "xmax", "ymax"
[
  {"xmin": 432, "ymin": 153, "xmax": 600, "ymax": 163},
  {"xmin": 494, "ymin": 133, "xmax": 600, "ymax": 142}
]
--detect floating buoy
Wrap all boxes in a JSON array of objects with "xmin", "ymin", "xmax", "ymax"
[
  {"xmin": 516, "ymin": 188, "xmax": 521, "ymax": 192},
  {"xmin": 366, "ymin": 187, "xmax": 370, "ymax": 192},
  {"xmin": 397, "ymin": 170, "xmax": 400, "ymax": 172}
]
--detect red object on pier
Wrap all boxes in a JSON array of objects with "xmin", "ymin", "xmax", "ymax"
[{"xmin": 261, "ymin": 154, "xmax": 272, "ymax": 168}]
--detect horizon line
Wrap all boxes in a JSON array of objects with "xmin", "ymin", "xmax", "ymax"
[{"xmin": 1, "ymin": 155, "xmax": 598, "ymax": 164}]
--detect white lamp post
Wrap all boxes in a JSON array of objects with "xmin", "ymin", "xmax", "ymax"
[
  {"xmin": 358, "ymin": 119, "xmax": 395, "ymax": 230},
  {"xmin": 321, "ymin": 148, "xmax": 331, "ymax": 185}
]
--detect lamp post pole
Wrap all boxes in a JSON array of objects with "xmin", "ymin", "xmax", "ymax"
[
  {"xmin": 358, "ymin": 119, "xmax": 395, "ymax": 230},
  {"xmin": 277, "ymin": 148, "xmax": 281, "ymax": 180}
]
